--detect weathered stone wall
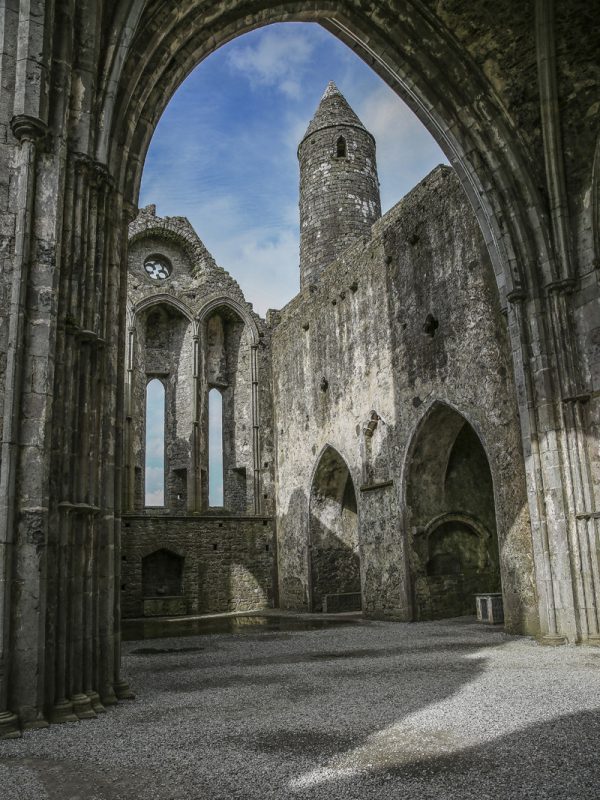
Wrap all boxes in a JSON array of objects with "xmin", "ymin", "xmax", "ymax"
[
  {"xmin": 121, "ymin": 515, "xmax": 276, "ymax": 618},
  {"xmin": 272, "ymin": 165, "xmax": 539, "ymax": 634}
]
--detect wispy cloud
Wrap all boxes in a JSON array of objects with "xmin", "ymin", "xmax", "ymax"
[
  {"xmin": 356, "ymin": 86, "xmax": 447, "ymax": 210},
  {"xmin": 226, "ymin": 26, "xmax": 316, "ymax": 97}
]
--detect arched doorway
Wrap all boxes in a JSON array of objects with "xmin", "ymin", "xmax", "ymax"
[
  {"xmin": 308, "ymin": 446, "xmax": 361, "ymax": 613},
  {"xmin": 405, "ymin": 404, "xmax": 501, "ymax": 621}
]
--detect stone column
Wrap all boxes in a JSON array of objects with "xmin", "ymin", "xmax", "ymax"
[{"xmin": 0, "ymin": 114, "xmax": 49, "ymax": 738}]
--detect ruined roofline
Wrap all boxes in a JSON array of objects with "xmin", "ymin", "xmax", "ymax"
[
  {"xmin": 373, "ymin": 163, "xmax": 454, "ymax": 233},
  {"xmin": 128, "ymin": 205, "xmax": 269, "ymax": 327}
]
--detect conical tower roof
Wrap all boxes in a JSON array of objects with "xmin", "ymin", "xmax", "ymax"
[{"xmin": 300, "ymin": 81, "xmax": 371, "ymax": 145}]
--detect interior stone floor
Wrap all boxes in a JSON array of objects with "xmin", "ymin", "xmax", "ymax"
[{"xmin": 1, "ymin": 615, "xmax": 599, "ymax": 799}]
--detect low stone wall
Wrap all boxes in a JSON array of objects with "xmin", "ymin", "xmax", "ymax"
[{"xmin": 121, "ymin": 514, "xmax": 276, "ymax": 618}]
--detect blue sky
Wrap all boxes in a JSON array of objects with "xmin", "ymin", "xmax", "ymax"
[{"xmin": 141, "ymin": 22, "xmax": 446, "ymax": 505}]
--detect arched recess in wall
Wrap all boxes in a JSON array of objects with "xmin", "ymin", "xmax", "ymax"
[
  {"xmin": 200, "ymin": 300, "xmax": 258, "ymax": 513},
  {"xmin": 142, "ymin": 548, "xmax": 184, "ymax": 598},
  {"xmin": 308, "ymin": 445, "xmax": 361, "ymax": 613},
  {"xmin": 404, "ymin": 403, "xmax": 501, "ymax": 621}
]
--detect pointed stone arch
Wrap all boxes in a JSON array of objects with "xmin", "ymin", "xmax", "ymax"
[
  {"xmin": 308, "ymin": 444, "xmax": 361, "ymax": 613},
  {"xmin": 403, "ymin": 401, "xmax": 502, "ymax": 620}
]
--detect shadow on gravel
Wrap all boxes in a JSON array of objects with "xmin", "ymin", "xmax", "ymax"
[
  {"xmin": 4, "ymin": 622, "xmax": 598, "ymax": 800},
  {"xmin": 288, "ymin": 708, "xmax": 600, "ymax": 799}
]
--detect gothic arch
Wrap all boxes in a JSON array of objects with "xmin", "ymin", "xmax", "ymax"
[
  {"xmin": 309, "ymin": 442, "xmax": 357, "ymax": 490},
  {"xmin": 197, "ymin": 296, "xmax": 260, "ymax": 346},
  {"xmin": 401, "ymin": 400, "xmax": 496, "ymax": 509},
  {"xmin": 199, "ymin": 298, "xmax": 262, "ymax": 513},
  {"xmin": 91, "ymin": 3, "xmax": 596, "ymax": 640},
  {"xmin": 100, "ymin": 3, "xmax": 559, "ymax": 298},
  {"xmin": 134, "ymin": 294, "xmax": 196, "ymax": 326},
  {"xmin": 308, "ymin": 444, "xmax": 361, "ymax": 613},
  {"xmin": 94, "ymin": 11, "xmax": 590, "ymax": 644},
  {"xmin": 403, "ymin": 401, "xmax": 502, "ymax": 620}
]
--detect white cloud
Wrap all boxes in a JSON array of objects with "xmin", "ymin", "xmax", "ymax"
[
  {"xmin": 226, "ymin": 26, "xmax": 315, "ymax": 96},
  {"xmin": 145, "ymin": 489, "xmax": 164, "ymax": 506},
  {"xmin": 357, "ymin": 86, "xmax": 448, "ymax": 211},
  {"xmin": 212, "ymin": 227, "xmax": 300, "ymax": 315},
  {"xmin": 145, "ymin": 465, "xmax": 165, "ymax": 506}
]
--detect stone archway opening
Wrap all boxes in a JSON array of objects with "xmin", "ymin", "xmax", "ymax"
[
  {"xmin": 309, "ymin": 447, "xmax": 362, "ymax": 613},
  {"xmin": 405, "ymin": 405, "xmax": 502, "ymax": 621}
]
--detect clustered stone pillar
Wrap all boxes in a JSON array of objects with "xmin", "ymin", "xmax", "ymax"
[
  {"xmin": 0, "ymin": 144, "xmax": 134, "ymax": 737},
  {"xmin": 0, "ymin": 114, "xmax": 49, "ymax": 736}
]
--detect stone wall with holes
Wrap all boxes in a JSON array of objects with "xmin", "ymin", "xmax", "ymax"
[
  {"xmin": 121, "ymin": 515, "xmax": 276, "ymax": 618},
  {"xmin": 271, "ymin": 166, "xmax": 539, "ymax": 634}
]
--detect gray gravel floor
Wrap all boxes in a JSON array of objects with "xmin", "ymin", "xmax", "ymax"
[{"xmin": 1, "ymin": 616, "xmax": 600, "ymax": 799}]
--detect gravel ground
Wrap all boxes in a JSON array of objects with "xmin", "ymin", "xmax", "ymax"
[{"xmin": 1, "ymin": 615, "xmax": 600, "ymax": 799}]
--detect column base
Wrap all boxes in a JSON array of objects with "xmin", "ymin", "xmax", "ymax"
[
  {"xmin": 538, "ymin": 633, "xmax": 567, "ymax": 646},
  {"xmin": 71, "ymin": 693, "xmax": 97, "ymax": 720},
  {"xmin": 0, "ymin": 710, "xmax": 21, "ymax": 739},
  {"xmin": 101, "ymin": 686, "xmax": 118, "ymax": 706},
  {"xmin": 579, "ymin": 634, "xmax": 600, "ymax": 647},
  {"xmin": 50, "ymin": 699, "xmax": 79, "ymax": 724},
  {"xmin": 22, "ymin": 714, "xmax": 49, "ymax": 731},
  {"xmin": 114, "ymin": 679, "xmax": 135, "ymax": 700},
  {"xmin": 50, "ymin": 700, "xmax": 79, "ymax": 725},
  {"xmin": 87, "ymin": 691, "xmax": 106, "ymax": 713}
]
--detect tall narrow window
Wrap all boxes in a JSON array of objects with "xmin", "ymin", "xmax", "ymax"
[
  {"xmin": 145, "ymin": 379, "xmax": 165, "ymax": 506},
  {"xmin": 336, "ymin": 135, "xmax": 346, "ymax": 158},
  {"xmin": 208, "ymin": 388, "xmax": 224, "ymax": 507}
]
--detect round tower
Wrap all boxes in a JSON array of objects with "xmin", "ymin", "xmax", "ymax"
[{"xmin": 298, "ymin": 81, "xmax": 381, "ymax": 289}]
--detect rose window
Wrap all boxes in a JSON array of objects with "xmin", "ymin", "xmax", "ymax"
[{"xmin": 144, "ymin": 256, "xmax": 171, "ymax": 281}]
